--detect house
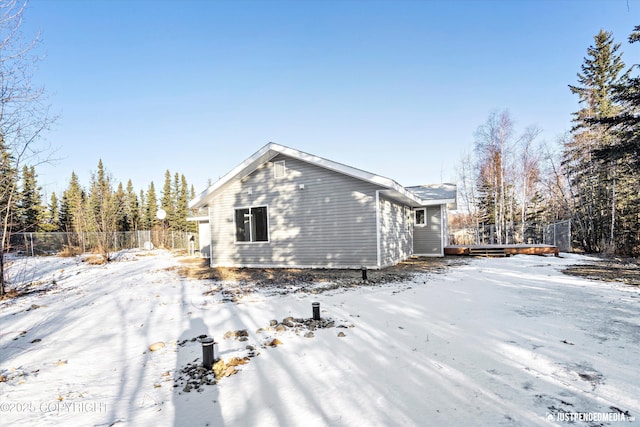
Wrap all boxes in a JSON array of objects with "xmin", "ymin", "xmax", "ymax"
[{"xmin": 188, "ymin": 143, "xmax": 456, "ymax": 269}]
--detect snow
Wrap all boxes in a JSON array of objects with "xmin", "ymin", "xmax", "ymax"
[{"xmin": 1, "ymin": 251, "xmax": 638, "ymax": 426}]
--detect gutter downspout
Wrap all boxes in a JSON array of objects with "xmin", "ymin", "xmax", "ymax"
[
  {"xmin": 440, "ymin": 204, "xmax": 445, "ymax": 256},
  {"xmin": 375, "ymin": 191, "xmax": 381, "ymax": 268}
]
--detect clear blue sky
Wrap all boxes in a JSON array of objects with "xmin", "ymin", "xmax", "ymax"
[{"xmin": 22, "ymin": 0, "xmax": 639, "ymax": 199}]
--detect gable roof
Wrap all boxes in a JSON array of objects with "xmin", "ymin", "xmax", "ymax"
[{"xmin": 189, "ymin": 143, "xmax": 456, "ymax": 209}]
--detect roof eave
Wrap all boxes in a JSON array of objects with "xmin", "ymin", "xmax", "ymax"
[
  {"xmin": 186, "ymin": 216, "xmax": 209, "ymax": 222},
  {"xmin": 189, "ymin": 142, "xmax": 423, "ymax": 209},
  {"xmin": 188, "ymin": 143, "xmax": 457, "ymax": 210},
  {"xmin": 189, "ymin": 143, "xmax": 280, "ymax": 209},
  {"xmin": 419, "ymin": 198, "xmax": 457, "ymax": 207}
]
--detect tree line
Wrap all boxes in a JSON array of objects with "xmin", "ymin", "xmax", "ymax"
[
  {"xmin": 456, "ymin": 25, "xmax": 640, "ymax": 256},
  {"xmin": 1, "ymin": 154, "xmax": 198, "ymax": 236}
]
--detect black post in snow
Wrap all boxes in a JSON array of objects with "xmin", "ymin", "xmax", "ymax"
[
  {"xmin": 312, "ymin": 302, "xmax": 321, "ymax": 321},
  {"xmin": 201, "ymin": 337, "xmax": 215, "ymax": 369}
]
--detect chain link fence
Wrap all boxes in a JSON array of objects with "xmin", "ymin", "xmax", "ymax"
[
  {"xmin": 450, "ymin": 220, "xmax": 572, "ymax": 252},
  {"xmin": 3, "ymin": 230, "xmax": 198, "ymax": 257},
  {"xmin": 450, "ymin": 223, "xmax": 545, "ymax": 245},
  {"xmin": 543, "ymin": 220, "xmax": 572, "ymax": 253}
]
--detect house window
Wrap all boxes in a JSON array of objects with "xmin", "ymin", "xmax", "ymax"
[
  {"xmin": 415, "ymin": 208, "xmax": 426, "ymax": 226},
  {"xmin": 274, "ymin": 160, "xmax": 286, "ymax": 178},
  {"xmin": 235, "ymin": 206, "xmax": 269, "ymax": 242}
]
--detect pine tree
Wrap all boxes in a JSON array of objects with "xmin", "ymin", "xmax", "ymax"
[
  {"xmin": 17, "ymin": 165, "xmax": 45, "ymax": 232},
  {"xmin": 59, "ymin": 172, "xmax": 86, "ymax": 233},
  {"xmin": 138, "ymin": 189, "xmax": 147, "ymax": 229},
  {"xmin": 0, "ymin": 136, "xmax": 18, "ymax": 235},
  {"xmin": 172, "ymin": 174, "xmax": 189, "ymax": 232},
  {"xmin": 146, "ymin": 182, "xmax": 159, "ymax": 229},
  {"xmin": 172, "ymin": 172, "xmax": 180, "ymax": 229},
  {"xmin": 114, "ymin": 182, "xmax": 128, "ymax": 231},
  {"xmin": 0, "ymin": 136, "xmax": 19, "ymax": 296},
  {"xmin": 40, "ymin": 192, "xmax": 60, "ymax": 232},
  {"xmin": 59, "ymin": 192, "xmax": 72, "ymax": 233},
  {"xmin": 188, "ymin": 184, "xmax": 198, "ymax": 233},
  {"xmin": 564, "ymin": 29, "xmax": 626, "ymax": 253},
  {"xmin": 161, "ymin": 170, "xmax": 174, "ymax": 229},
  {"xmin": 124, "ymin": 180, "xmax": 139, "ymax": 231},
  {"xmin": 592, "ymin": 26, "xmax": 640, "ymax": 166},
  {"xmin": 590, "ymin": 25, "xmax": 640, "ymax": 255}
]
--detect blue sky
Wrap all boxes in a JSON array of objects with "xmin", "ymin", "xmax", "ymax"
[{"xmin": 22, "ymin": 0, "xmax": 639, "ymax": 198}]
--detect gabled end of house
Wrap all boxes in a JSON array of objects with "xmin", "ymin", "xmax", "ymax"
[{"xmin": 189, "ymin": 143, "xmax": 456, "ymax": 269}]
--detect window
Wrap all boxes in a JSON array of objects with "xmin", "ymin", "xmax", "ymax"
[
  {"xmin": 415, "ymin": 208, "xmax": 426, "ymax": 226},
  {"xmin": 235, "ymin": 206, "xmax": 269, "ymax": 242},
  {"xmin": 274, "ymin": 160, "xmax": 286, "ymax": 178}
]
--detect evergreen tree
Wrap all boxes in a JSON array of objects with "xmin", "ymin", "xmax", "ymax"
[
  {"xmin": 124, "ymin": 180, "xmax": 139, "ymax": 231},
  {"xmin": 17, "ymin": 165, "xmax": 45, "ymax": 232},
  {"xmin": 564, "ymin": 29, "xmax": 626, "ymax": 253},
  {"xmin": 146, "ymin": 182, "xmax": 159, "ymax": 229},
  {"xmin": 172, "ymin": 172, "xmax": 180, "ymax": 229},
  {"xmin": 173, "ymin": 174, "xmax": 189, "ymax": 232},
  {"xmin": 40, "ymin": 192, "xmax": 60, "ymax": 232},
  {"xmin": 161, "ymin": 170, "xmax": 174, "ymax": 230},
  {"xmin": 114, "ymin": 182, "xmax": 128, "ymax": 231},
  {"xmin": 0, "ymin": 136, "xmax": 18, "ymax": 295},
  {"xmin": 59, "ymin": 190, "xmax": 73, "ymax": 232},
  {"xmin": 138, "ymin": 189, "xmax": 147, "ymax": 229},
  {"xmin": 0, "ymin": 136, "xmax": 18, "ymax": 235},
  {"xmin": 592, "ymin": 26, "xmax": 640, "ymax": 165},
  {"xmin": 188, "ymin": 184, "xmax": 198, "ymax": 232},
  {"xmin": 590, "ymin": 25, "xmax": 640, "ymax": 255},
  {"xmin": 60, "ymin": 172, "xmax": 86, "ymax": 233}
]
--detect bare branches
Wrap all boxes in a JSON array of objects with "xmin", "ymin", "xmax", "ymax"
[
  {"xmin": 0, "ymin": 0, "xmax": 56, "ymax": 295},
  {"xmin": 455, "ymin": 110, "xmax": 548, "ymax": 246},
  {"xmin": 0, "ymin": 0, "xmax": 52, "ymax": 166}
]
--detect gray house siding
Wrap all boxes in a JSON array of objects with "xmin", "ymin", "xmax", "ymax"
[
  {"xmin": 208, "ymin": 154, "xmax": 383, "ymax": 268},
  {"xmin": 378, "ymin": 195, "xmax": 413, "ymax": 267},
  {"xmin": 413, "ymin": 205, "xmax": 443, "ymax": 256}
]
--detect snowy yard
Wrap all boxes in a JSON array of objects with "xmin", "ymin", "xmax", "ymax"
[{"xmin": 1, "ymin": 251, "xmax": 638, "ymax": 426}]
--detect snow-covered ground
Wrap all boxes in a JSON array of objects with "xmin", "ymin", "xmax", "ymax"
[{"xmin": 1, "ymin": 251, "xmax": 638, "ymax": 426}]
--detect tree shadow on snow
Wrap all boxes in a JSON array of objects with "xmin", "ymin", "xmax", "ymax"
[{"xmin": 173, "ymin": 317, "xmax": 222, "ymax": 426}]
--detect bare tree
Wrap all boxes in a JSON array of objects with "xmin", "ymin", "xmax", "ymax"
[
  {"xmin": 86, "ymin": 160, "xmax": 122, "ymax": 263},
  {"xmin": 516, "ymin": 126, "xmax": 542, "ymax": 242},
  {"xmin": 539, "ymin": 138, "xmax": 568, "ymax": 221},
  {"xmin": 474, "ymin": 110, "xmax": 515, "ymax": 244},
  {"xmin": 454, "ymin": 150, "xmax": 480, "ymax": 244},
  {"xmin": 0, "ymin": 0, "xmax": 55, "ymax": 296}
]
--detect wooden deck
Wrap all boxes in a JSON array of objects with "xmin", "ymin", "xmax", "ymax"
[{"xmin": 444, "ymin": 244, "xmax": 559, "ymax": 257}]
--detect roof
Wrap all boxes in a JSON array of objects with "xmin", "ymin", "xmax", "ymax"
[
  {"xmin": 406, "ymin": 183, "xmax": 457, "ymax": 209},
  {"xmin": 189, "ymin": 143, "xmax": 456, "ymax": 209}
]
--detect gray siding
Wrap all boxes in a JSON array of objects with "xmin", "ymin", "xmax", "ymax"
[
  {"xmin": 413, "ymin": 205, "xmax": 443, "ymax": 256},
  {"xmin": 378, "ymin": 195, "xmax": 413, "ymax": 267},
  {"xmin": 208, "ymin": 154, "xmax": 382, "ymax": 268}
]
